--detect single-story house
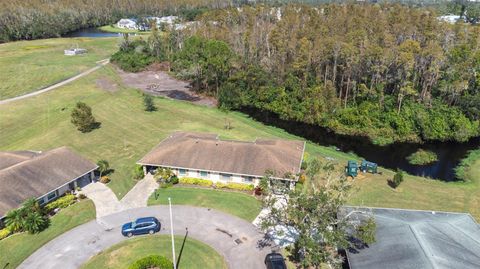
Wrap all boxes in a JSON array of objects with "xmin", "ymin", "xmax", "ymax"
[
  {"xmin": 117, "ymin": 18, "xmax": 138, "ymax": 30},
  {"xmin": 342, "ymin": 206, "xmax": 480, "ymax": 269},
  {"xmin": 137, "ymin": 132, "xmax": 305, "ymax": 187},
  {"xmin": 0, "ymin": 146, "xmax": 97, "ymax": 221}
]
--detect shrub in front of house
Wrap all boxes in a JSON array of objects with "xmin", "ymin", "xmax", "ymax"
[
  {"xmin": 0, "ymin": 227, "xmax": 11, "ymax": 240},
  {"xmin": 133, "ymin": 165, "xmax": 145, "ymax": 180},
  {"xmin": 178, "ymin": 177, "xmax": 213, "ymax": 187},
  {"xmin": 45, "ymin": 194, "xmax": 76, "ymax": 212},
  {"xmin": 100, "ymin": 176, "xmax": 110, "ymax": 184},
  {"xmin": 78, "ymin": 193, "xmax": 87, "ymax": 200},
  {"xmin": 128, "ymin": 255, "xmax": 173, "ymax": 269},
  {"xmin": 216, "ymin": 182, "xmax": 254, "ymax": 191}
]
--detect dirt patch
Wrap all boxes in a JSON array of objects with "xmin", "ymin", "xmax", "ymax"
[
  {"xmin": 96, "ymin": 77, "xmax": 118, "ymax": 92},
  {"xmin": 117, "ymin": 68, "xmax": 217, "ymax": 107}
]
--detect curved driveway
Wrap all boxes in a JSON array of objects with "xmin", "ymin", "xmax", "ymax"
[{"xmin": 18, "ymin": 206, "xmax": 273, "ymax": 269}]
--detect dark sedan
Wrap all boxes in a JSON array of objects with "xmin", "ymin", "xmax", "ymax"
[
  {"xmin": 265, "ymin": 252, "xmax": 287, "ymax": 269},
  {"xmin": 121, "ymin": 217, "xmax": 161, "ymax": 237}
]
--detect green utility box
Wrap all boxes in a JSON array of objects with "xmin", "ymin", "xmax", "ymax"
[
  {"xmin": 346, "ymin": 160, "xmax": 358, "ymax": 177},
  {"xmin": 361, "ymin": 160, "xmax": 378, "ymax": 174}
]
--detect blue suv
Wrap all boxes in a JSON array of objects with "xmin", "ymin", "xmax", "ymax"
[{"xmin": 121, "ymin": 217, "xmax": 161, "ymax": 237}]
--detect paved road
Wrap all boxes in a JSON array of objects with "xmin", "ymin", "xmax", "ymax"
[
  {"xmin": 0, "ymin": 59, "xmax": 109, "ymax": 105},
  {"xmin": 18, "ymin": 206, "xmax": 273, "ymax": 269}
]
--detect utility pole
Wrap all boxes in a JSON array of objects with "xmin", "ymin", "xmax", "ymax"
[{"xmin": 168, "ymin": 197, "xmax": 177, "ymax": 269}]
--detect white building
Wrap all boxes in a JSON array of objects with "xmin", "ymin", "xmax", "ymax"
[
  {"xmin": 117, "ymin": 18, "xmax": 138, "ymax": 30},
  {"xmin": 137, "ymin": 132, "xmax": 305, "ymax": 187},
  {"xmin": 438, "ymin": 15, "xmax": 463, "ymax": 24}
]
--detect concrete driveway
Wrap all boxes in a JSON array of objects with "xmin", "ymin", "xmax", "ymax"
[
  {"xmin": 18, "ymin": 206, "xmax": 273, "ymax": 269},
  {"xmin": 81, "ymin": 174, "xmax": 158, "ymax": 218}
]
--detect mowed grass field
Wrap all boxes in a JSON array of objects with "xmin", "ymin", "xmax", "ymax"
[
  {"xmin": 148, "ymin": 187, "xmax": 262, "ymax": 222},
  {"xmin": 81, "ymin": 235, "xmax": 227, "ymax": 269},
  {"xmin": 0, "ymin": 37, "xmax": 119, "ymax": 99},
  {"xmin": 1, "ymin": 60, "xmax": 479, "ymax": 220},
  {"xmin": 0, "ymin": 200, "xmax": 95, "ymax": 269}
]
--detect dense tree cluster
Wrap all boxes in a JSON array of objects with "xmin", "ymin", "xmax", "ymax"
[
  {"xmin": 0, "ymin": 0, "xmax": 231, "ymax": 42},
  {"xmin": 171, "ymin": 4, "xmax": 480, "ymax": 144}
]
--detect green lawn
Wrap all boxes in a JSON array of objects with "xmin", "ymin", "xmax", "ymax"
[
  {"xmin": 1, "ymin": 61, "xmax": 480, "ymax": 220},
  {"xmin": 81, "ymin": 235, "xmax": 227, "ymax": 269},
  {"xmin": 0, "ymin": 200, "xmax": 96, "ymax": 269},
  {"xmin": 0, "ymin": 37, "xmax": 119, "ymax": 99},
  {"xmin": 149, "ymin": 187, "xmax": 262, "ymax": 222},
  {"xmin": 98, "ymin": 25, "xmax": 151, "ymax": 34}
]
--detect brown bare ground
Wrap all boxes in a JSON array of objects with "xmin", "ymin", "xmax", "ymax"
[
  {"xmin": 96, "ymin": 77, "xmax": 118, "ymax": 92},
  {"xmin": 117, "ymin": 68, "xmax": 217, "ymax": 107}
]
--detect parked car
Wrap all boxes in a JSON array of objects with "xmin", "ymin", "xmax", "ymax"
[
  {"xmin": 121, "ymin": 217, "xmax": 160, "ymax": 237},
  {"xmin": 265, "ymin": 252, "xmax": 287, "ymax": 269}
]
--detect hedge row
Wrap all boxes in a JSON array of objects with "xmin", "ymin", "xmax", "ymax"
[
  {"xmin": 44, "ymin": 194, "xmax": 76, "ymax": 212},
  {"xmin": 128, "ymin": 255, "xmax": 173, "ymax": 269},
  {"xmin": 178, "ymin": 177, "xmax": 214, "ymax": 187},
  {"xmin": 178, "ymin": 177, "xmax": 254, "ymax": 191},
  {"xmin": 216, "ymin": 182, "xmax": 254, "ymax": 191},
  {"xmin": 0, "ymin": 227, "xmax": 11, "ymax": 240}
]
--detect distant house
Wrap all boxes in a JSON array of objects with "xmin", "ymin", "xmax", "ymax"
[
  {"xmin": 137, "ymin": 132, "xmax": 305, "ymax": 187},
  {"xmin": 343, "ymin": 207, "xmax": 480, "ymax": 269},
  {"xmin": 117, "ymin": 18, "xmax": 138, "ymax": 30},
  {"xmin": 438, "ymin": 14, "xmax": 463, "ymax": 24},
  {"xmin": 0, "ymin": 147, "xmax": 97, "ymax": 221}
]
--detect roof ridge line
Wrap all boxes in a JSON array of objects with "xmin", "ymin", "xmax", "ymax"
[{"xmin": 408, "ymin": 224, "xmax": 437, "ymax": 269}]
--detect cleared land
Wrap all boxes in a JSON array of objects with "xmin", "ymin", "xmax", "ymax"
[
  {"xmin": 81, "ymin": 235, "xmax": 227, "ymax": 269},
  {"xmin": 0, "ymin": 200, "xmax": 95, "ymax": 269},
  {"xmin": 148, "ymin": 187, "xmax": 262, "ymax": 222},
  {"xmin": 1, "ymin": 63, "xmax": 479, "ymax": 220},
  {"xmin": 0, "ymin": 37, "xmax": 119, "ymax": 99}
]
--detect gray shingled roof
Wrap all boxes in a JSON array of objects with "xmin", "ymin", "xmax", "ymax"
[
  {"xmin": 343, "ymin": 207, "xmax": 480, "ymax": 269},
  {"xmin": 0, "ymin": 147, "xmax": 97, "ymax": 217},
  {"xmin": 138, "ymin": 132, "xmax": 305, "ymax": 178}
]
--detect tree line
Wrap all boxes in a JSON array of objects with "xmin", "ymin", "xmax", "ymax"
[
  {"xmin": 110, "ymin": 3, "xmax": 480, "ymax": 144},
  {"xmin": 0, "ymin": 0, "xmax": 233, "ymax": 42},
  {"xmin": 173, "ymin": 3, "xmax": 480, "ymax": 144}
]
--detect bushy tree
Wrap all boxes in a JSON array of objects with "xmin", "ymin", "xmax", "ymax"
[
  {"xmin": 133, "ymin": 165, "xmax": 145, "ymax": 180},
  {"xmin": 71, "ymin": 102, "xmax": 98, "ymax": 133},
  {"xmin": 143, "ymin": 94, "xmax": 157, "ymax": 112},
  {"xmin": 390, "ymin": 170, "xmax": 404, "ymax": 188},
  {"xmin": 260, "ymin": 159, "xmax": 376, "ymax": 268}
]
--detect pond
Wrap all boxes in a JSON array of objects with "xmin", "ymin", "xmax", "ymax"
[
  {"xmin": 63, "ymin": 28, "xmax": 130, "ymax": 38},
  {"xmin": 242, "ymin": 107, "xmax": 480, "ymax": 181}
]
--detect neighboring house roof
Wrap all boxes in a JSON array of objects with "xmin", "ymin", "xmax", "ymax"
[
  {"xmin": 343, "ymin": 207, "xmax": 480, "ymax": 269},
  {"xmin": 0, "ymin": 146, "xmax": 97, "ymax": 217},
  {"xmin": 138, "ymin": 132, "xmax": 305, "ymax": 178}
]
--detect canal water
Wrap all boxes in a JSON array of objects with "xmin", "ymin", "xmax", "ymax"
[{"xmin": 243, "ymin": 107, "xmax": 480, "ymax": 181}]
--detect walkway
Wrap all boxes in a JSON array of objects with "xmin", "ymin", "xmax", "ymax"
[
  {"xmin": 81, "ymin": 174, "xmax": 158, "ymax": 218},
  {"xmin": 18, "ymin": 206, "xmax": 273, "ymax": 269},
  {"xmin": 0, "ymin": 59, "xmax": 109, "ymax": 105}
]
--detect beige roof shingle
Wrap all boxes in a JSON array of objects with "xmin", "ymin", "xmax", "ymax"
[
  {"xmin": 138, "ymin": 132, "xmax": 305, "ymax": 178},
  {"xmin": 0, "ymin": 147, "xmax": 97, "ymax": 217}
]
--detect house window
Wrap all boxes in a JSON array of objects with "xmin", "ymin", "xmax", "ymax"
[
  {"xmin": 38, "ymin": 197, "xmax": 46, "ymax": 206},
  {"xmin": 47, "ymin": 191, "xmax": 57, "ymax": 201},
  {"xmin": 243, "ymin": 176, "xmax": 254, "ymax": 183},
  {"xmin": 200, "ymin": 171, "xmax": 208, "ymax": 178},
  {"xmin": 179, "ymin": 169, "xmax": 186, "ymax": 176},
  {"xmin": 220, "ymin": 173, "xmax": 232, "ymax": 181}
]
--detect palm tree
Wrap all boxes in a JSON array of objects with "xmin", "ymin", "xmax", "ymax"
[
  {"xmin": 23, "ymin": 212, "xmax": 47, "ymax": 234},
  {"xmin": 97, "ymin": 159, "xmax": 110, "ymax": 177},
  {"xmin": 22, "ymin": 197, "xmax": 41, "ymax": 213},
  {"xmin": 5, "ymin": 209, "xmax": 24, "ymax": 232}
]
